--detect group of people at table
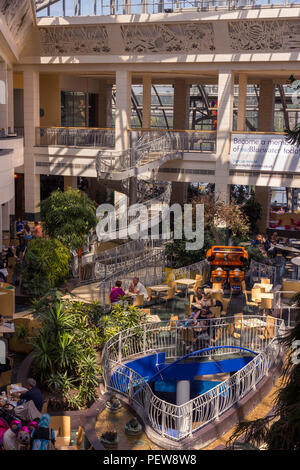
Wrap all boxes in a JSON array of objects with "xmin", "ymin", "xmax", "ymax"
[
  {"xmin": 0, "ymin": 378, "xmax": 56, "ymax": 450},
  {"xmin": 109, "ymin": 277, "xmax": 147, "ymax": 305}
]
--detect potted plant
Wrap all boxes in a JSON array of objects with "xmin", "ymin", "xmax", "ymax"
[
  {"xmin": 125, "ymin": 417, "xmax": 143, "ymax": 436},
  {"xmin": 100, "ymin": 431, "xmax": 118, "ymax": 448}
]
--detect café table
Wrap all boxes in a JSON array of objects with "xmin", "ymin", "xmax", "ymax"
[
  {"xmin": 174, "ymin": 278, "xmax": 196, "ymax": 297},
  {"xmin": 148, "ymin": 285, "xmax": 170, "ymax": 303},
  {"xmin": 275, "ymin": 244, "xmax": 300, "ymax": 254},
  {"xmin": 253, "ymin": 283, "xmax": 273, "ymax": 293}
]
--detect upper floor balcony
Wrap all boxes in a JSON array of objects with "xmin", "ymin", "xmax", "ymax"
[
  {"xmin": 35, "ymin": 126, "xmax": 217, "ymax": 153},
  {"xmin": 35, "ymin": 0, "xmax": 300, "ymax": 17}
]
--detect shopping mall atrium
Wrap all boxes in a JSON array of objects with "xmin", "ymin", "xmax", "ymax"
[{"xmin": 0, "ymin": 0, "xmax": 299, "ymax": 453}]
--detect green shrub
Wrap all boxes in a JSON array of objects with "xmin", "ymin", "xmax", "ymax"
[
  {"xmin": 39, "ymin": 188, "xmax": 97, "ymax": 250},
  {"xmin": 22, "ymin": 238, "xmax": 70, "ymax": 297},
  {"xmin": 32, "ymin": 291, "xmax": 99, "ymax": 410}
]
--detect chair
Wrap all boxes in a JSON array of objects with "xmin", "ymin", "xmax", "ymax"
[
  {"xmin": 168, "ymin": 281, "xmax": 181, "ymax": 294},
  {"xmin": 260, "ymin": 278, "xmax": 271, "ymax": 284},
  {"xmin": 234, "ymin": 313, "xmax": 243, "ymax": 329},
  {"xmin": 146, "ymin": 287, "xmax": 153, "ymax": 302},
  {"xmin": 227, "ymin": 323, "xmax": 240, "ymax": 339},
  {"xmin": 185, "ymin": 303, "xmax": 191, "ymax": 317},
  {"xmin": 211, "ymin": 291, "xmax": 223, "ymax": 302},
  {"xmin": 210, "ymin": 306, "xmax": 221, "ymax": 318},
  {"xmin": 251, "ymin": 288, "xmax": 261, "ymax": 303},
  {"xmin": 241, "ymin": 281, "xmax": 258, "ymax": 310},
  {"xmin": 169, "ymin": 314, "xmax": 178, "ymax": 329},
  {"xmin": 161, "ymin": 287, "xmax": 175, "ymax": 303},
  {"xmin": 221, "ymin": 298, "xmax": 230, "ymax": 316},
  {"xmin": 259, "ymin": 297, "xmax": 273, "ymax": 314},
  {"xmin": 41, "ymin": 398, "xmax": 49, "ymax": 414},
  {"xmin": 141, "ymin": 308, "xmax": 151, "ymax": 316},
  {"xmin": 133, "ymin": 294, "xmax": 144, "ymax": 307},
  {"xmin": 195, "ymin": 274, "xmax": 203, "ymax": 282},
  {"xmin": 50, "ymin": 415, "xmax": 71, "ymax": 447},
  {"xmin": 258, "ymin": 315, "xmax": 275, "ymax": 341}
]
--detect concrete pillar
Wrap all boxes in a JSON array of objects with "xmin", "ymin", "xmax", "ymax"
[
  {"xmin": 173, "ymin": 79, "xmax": 190, "ymax": 129},
  {"xmin": 215, "ymin": 69, "xmax": 234, "ymax": 203},
  {"xmin": 255, "ymin": 186, "xmax": 271, "ymax": 234},
  {"xmin": 258, "ymin": 79, "xmax": 275, "ymax": 132},
  {"xmin": 98, "ymin": 80, "xmax": 110, "ymax": 128},
  {"xmin": 8, "ymin": 197, "xmax": 15, "ymax": 241},
  {"xmin": 7, "ymin": 69, "xmax": 14, "ymax": 133},
  {"xmin": 24, "ymin": 70, "xmax": 41, "ymax": 221},
  {"xmin": 176, "ymin": 380, "xmax": 191, "ymax": 436},
  {"xmin": 0, "ymin": 209, "xmax": 2, "ymax": 249},
  {"xmin": 171, "ymin": 182, "xmax": 188, "ymax": 205},
  {"xmin": 64, "ymin": 176, "xmax": 77, "ymax": 191},
  {"xmin": 142, "ymin": 74, "xmax": 152, "ymax": 129},
  {"xmin": 237, "ymin": 73, "xmax": 247, "ymax": 132},
  {"xmin": 2, "ymin": 203, "xmax": 9, "ymax": 232},
  {"xmin": 115, "ymin": 70, "xmax": 131, "ymax": 151},
  {"xmin": 0, "ymin": 62, "xmax": 8, "ymax": 134}
]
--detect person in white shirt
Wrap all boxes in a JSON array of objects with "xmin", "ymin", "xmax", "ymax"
[
  {"xmin": 0, "ymin": 264, "xmax": 8, "ymax": 282},
  {"xmin": 129, "ymin": 277, "xmax": 148, "ymax": 300}
]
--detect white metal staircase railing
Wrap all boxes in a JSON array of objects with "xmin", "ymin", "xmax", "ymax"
[
  {"xmin": 96, "ymin": 133, "xmax": 183, "ymax": 180},
  {"xmin": 101, "ymin": 315, "xmax": 286, "ymax": 443}
]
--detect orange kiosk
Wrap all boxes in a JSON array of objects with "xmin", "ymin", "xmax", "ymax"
[{"xmin": 206, "ymin": 246, "xmax": 248, "ymax": 293}]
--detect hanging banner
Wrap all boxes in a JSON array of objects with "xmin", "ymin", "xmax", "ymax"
[{"xmin": 230, "ymin": 133, "xmax": 300, "ymax": 173}]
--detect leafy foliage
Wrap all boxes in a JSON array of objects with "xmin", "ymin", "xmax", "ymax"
[
  {"xmin": 97, "ymin": 302, "xmax": 147, "ymax": 345},
  {"xmin": 192, "ymin": 193, "xmax": 250, "ymax": 245},
  {"xmin": 39, "ymin": 188, "xmax": 97, "ymax": 250},
  {"xmin": 31, "ymin": 290, "xmax": 146, "ymax": 410},
  {"xmin": 22, "ymin": 239, "xmax": 70, "ymax": 297},
  {"xmin": 165, "ymin": 231, "xmax": 216, "ymax": 268},
  {"xmin": 32, "ymin": 291, "xmax": 100, "ymax": 410}
]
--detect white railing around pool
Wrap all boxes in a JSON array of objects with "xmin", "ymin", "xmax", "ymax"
[{"xmin": 101, "ymin": 315, "xmax": 285, "ymax": 442}]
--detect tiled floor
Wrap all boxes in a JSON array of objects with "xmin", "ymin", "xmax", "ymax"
[{"xmin": 95, "ymin": 407, "xmax": 162, "ymax": 450}]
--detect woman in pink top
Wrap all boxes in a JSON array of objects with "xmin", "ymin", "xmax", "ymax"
[{"xmin": 110, "ymin": 280, "xmax": 125, "ymax": 304}]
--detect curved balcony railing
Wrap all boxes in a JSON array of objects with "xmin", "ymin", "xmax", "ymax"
[
  {"xmin": 36, "ymin": 0, "xmax": 300, "ymax": 18},
  {"xmin": 101, "ymin": 315, "xmax": 285, "ymax": 442},
  {"xmin": 35, "ymin": 127, "xmax": 115, "ymax": 148}
]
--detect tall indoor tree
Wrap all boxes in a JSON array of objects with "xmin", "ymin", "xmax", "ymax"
[{"xmin": 39, "ymin": 188, "xmax": 98, "ymax": 250}]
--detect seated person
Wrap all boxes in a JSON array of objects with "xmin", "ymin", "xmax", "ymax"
[
  {"xmin": 191, "ymin": 286, "xmax": 203, "ymax": 318},
  {"xmin": 128, "ymin": 277, "xmax": 148, "ymax": 299},
  {"xmin": 194, "ymin": 292, "xmax": 223, "ymax": 322},
  {"xmin": 110, "ymin": 280, "xmax": 126, "ymax": 304},
  {"xmin": 0, "ymin": 263, "xmax": 8, "ymax": 282},
  {"xmin": 18, "ymin": 378, "xmax": 43, "ymax": 413}
]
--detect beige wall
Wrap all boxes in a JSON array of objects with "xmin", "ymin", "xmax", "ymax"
[{"xmin": 40, "ymin": 74, "xmax": 60, "ymax": 127}]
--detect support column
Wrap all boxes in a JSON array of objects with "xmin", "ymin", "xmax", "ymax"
[
  {"xmin": 0, "ymin": 62, "xmax": 8, "ymax": 134},
  {"xmin": 237, "ymin": 73, "xmax": 247, "ymax": 132},
  {"xmin": 173, "ymin": 79, "xmax": 190, "ymax": 130},
  {"xmin": 8, "ymin": 197, "xmax": 15, "ymax": 241},
  {"xmin": 215, "ymin": 69, "xmax": 234, "ymax": 203},
  {"xmin": 142, "ymin": 75, "xmax": 152, "ymax": 129},
  {"xmin": 176, "ymin": 380, "xmax": 191, "ymax": 436},
  {"xmin": 2, "ymin": 203, "xmax": 9, "ymax": 232},
  {"xmin": 115, "ymin": 70, "xmax": 131, "ymax": 151},
  {"xmin": 24, "ymin": 70, "xmax": 41, "ymax": 221},
  {"xmin": 64, "ymin": 176, "xmax": 77, "ymax": 191},
  {"xmin": 258, "ymin": 79, "xmax": 275, "ymax": 132},
  {"xmin": 0, "ymin": 209, "xmax": 2, "ymax": 249},
  {"xmin": 98, "ymin": 80, "xmax": 111, "ymax": 128},
  {"xmin": 255, "ymin": 186, "xmax": 271, "ymax": 234}
]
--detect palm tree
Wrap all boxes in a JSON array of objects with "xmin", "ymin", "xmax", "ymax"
[{"xmin": 227, "ymin": 305, "xmax": 300, "ymax": 450}]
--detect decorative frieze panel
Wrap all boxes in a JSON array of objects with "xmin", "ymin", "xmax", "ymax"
[
  {"xmin": 0, "ymin": 0, "xmax": 33, "ymax": 50},
  {"xmin": 120, "ymin": 23, "xmax": 215, "ymax": 53},
  {"xmin": 228, "ymin": 20, "xmax": 300, "ymax": 51},
  {"xmin": 39, "ymin": 25, "xmax": 110, "ymax": 55}
]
